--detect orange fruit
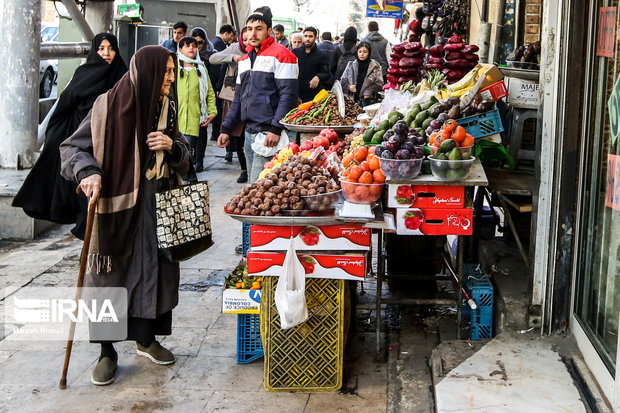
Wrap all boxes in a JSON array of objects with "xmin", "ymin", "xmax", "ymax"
[
  {"xmin": 354, "ymin": 185, "xmax": 370, "ymax": 201},
  {"xmin": 368, "ymin": 156, "xmax": 380, "ymax": 171},
  {"xmin": 353, "ymin": 146, "xmax": 368, "ymax": 163},
  {"xmin": 342, "ymin": 165, "xmax": 351, "ymax": 177},
  {"xmin": 372, "ymin": 169, "xmax": 386, "ymax": 183},
  {"xmin": 343, "ymin": 153, "xmax": 354, "ymax": 167},
  {"xmin": 462, "ymin": 135, "xmax": 474, "ymax": 147},
  {"xmin": 349, "ymin": 165, "xmax": 363, "ymax": 181},
  {"xmin": 368, "ymin": 146, "xmax": 376, "ymax": 155},
  {"xmin": 360, "ymin": 161, "xmax": 370, "ymax": 172},
  {"xmin": 452, "ymin": 126, "xmax": 466, "ymax": 143},
  {"xmin": 358, "ymin": 171, "xmax": 373, "ymax": 184},
  {"xmin": 369, "ymin": 184, "xmax": 383, "ymax": 197}
]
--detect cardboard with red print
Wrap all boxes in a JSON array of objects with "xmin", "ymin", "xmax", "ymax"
[
  {"xmin": 387, "ymin": 184, "xmax": 465, "ymax": 209},
  {"xmin": 396, "ymin": 207, "xmax": 473, "ymax": 235},
  {"xmin": 247, "ymin": 251, "xmax": 367, "ymax": 281},
  {"xmin": 249, "ymin": 224, "xmax": 371, "ymax": 251}
]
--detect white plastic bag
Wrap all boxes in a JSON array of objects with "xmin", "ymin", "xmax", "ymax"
[
  {"xmin": 250, "ymin": 130, "xmax": 289, "ymax": 157},
  {"xmin": 274, "ymin": 237, "xmax": 308, "ymax": 329}
]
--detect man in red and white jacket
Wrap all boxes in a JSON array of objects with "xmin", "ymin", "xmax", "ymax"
[{"xmin": 218, "ymin": 6, "xmax": 299, "ymax": 182}]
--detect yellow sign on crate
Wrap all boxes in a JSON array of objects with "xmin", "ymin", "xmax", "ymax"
[{"xmin": 260, "ymin": 277, "xmax": 349, "ymax": 392}]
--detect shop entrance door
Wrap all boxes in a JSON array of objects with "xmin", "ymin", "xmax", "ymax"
[{"xmin": 572, "ymin": 0, "xmax": 620, "ymax": 405}]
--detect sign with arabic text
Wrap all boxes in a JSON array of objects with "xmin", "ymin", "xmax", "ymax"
[
  {"xmin": 605, "ymin": 155, "xmax": 620, "ymax": 211},
  {"xmin": 366, "ymin": 0, "xmax": 404, "ymax": 19},
  {"xmin": 597, "ymin": 7, "xmax": 616, "ymax": 58}
]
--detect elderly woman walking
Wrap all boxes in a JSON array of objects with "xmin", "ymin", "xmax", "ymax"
[
  {"xmin": 13, "ymin": 33, "xmax": 127, "ymax": 239},
  {"xmin": 209, "ymin": 27, "xmax": 249, "ymax": 183},
  {"xmin": 60, "ymin": 46, "xmax": 190, "ymax": 386}
]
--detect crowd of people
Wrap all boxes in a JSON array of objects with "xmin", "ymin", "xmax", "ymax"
[{"xmin": 11, "ymin": 5, "xmax": 394, "ymax": 387}]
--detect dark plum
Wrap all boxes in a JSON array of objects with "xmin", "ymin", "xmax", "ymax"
[
  {"xmin": 414, "ymin": 146, "xmax": 425, "ymax": 158},
  {"xmin": 396, "ymin": 149, "xmax": 410, "ymax": 160},
  {"xmin": 430, "ymin": 105, "xmax": 443, "ymax": 118},
  {"xmin": 415, "ymin": 136, "xmax": 426, "ymax": 145},
  {"xmin": 382, "ymin": 150, "xmax": 395, "ymax": 159},
  {"xmin": 393, "ymin": 121, "xmax": 408, "ymax": 137},
  {"xmin": 437, "ymin": 112, "xmax": 450, "ymax": 123},
  {"xmin": 430, "ymin": 119, "xmax": 442, "ymax": 130},
  {"xmin": 402, "ymin": 141, "xmax": 415, "ymax": 152},
  {"xmin": 374, "ymin": 145, "xmax": 386, "ymax": 156},
  {"xmin": 386, "ymin": 140, "xmax": 399, "ymax": 153},
  {"xmin": 426, "ymin": 125, "xmax": 434, "ymax": 136},
  {"xmin": 398, "ymin": 163, "xmax": 412, "ymax": 175},
  {"xmin": 383, "ymin": 130, "xmax": 395, "ymax": 140},
  {"xmin": 408, "ymin": 128, "xmax": 419, "ymax": 136}
]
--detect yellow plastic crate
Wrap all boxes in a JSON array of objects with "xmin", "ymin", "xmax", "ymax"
[{"xmin": 261, "ymin": 277, "xmax": 349, "ymax": 392}]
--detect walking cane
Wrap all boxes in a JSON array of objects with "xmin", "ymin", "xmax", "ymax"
[{"xmin": 59, "ymin": 202, "xmax": 96, "ymax": 389}]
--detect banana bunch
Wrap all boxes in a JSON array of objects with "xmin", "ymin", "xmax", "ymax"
[
  {"xmin": 447, "ymin": 67, "xmax": 480, "ymax": 98},
  {"xmin": 399, "ymin": 80, "xmax": 417, "ymax": 94},
  {"xmin": 427, "ymin": 70, "xmax": 447, "ymax": 92}
]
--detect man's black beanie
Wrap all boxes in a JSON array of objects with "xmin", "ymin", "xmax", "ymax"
[{"xmin": 247, "ymin": 6, "xmax": 273, "ymax": 28}]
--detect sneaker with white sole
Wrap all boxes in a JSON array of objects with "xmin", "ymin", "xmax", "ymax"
[
  {"xmin": 136, "ymin": 340, "xmax": 175, "ymax": 365},
  {"xmin": 91, "ymin": 356, "xmax": 117, "ymax": 386}
]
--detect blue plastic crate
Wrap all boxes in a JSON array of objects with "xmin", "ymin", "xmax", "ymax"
[
  {"xmin": 242, "ymin": 223, "xmax": 251, "ymax": 257},
  {"xmin": 236, "ymin": 313, "xmax": 264, "ymax": 364},
  {"xmin": 462, "ymin": 264, "xmax": 493, "ymax": 340},
  {"xmin": 456, "ymin": 108, "xmax": 504, "ymax": 139}
]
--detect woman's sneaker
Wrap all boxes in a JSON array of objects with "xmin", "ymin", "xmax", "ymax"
[
  {"xmin": 237, "ymin": 170, "xmax": 248, "ymax": 183},
  {"xmin": 91, "ymin": 356, "xmax": 117, "ymax": 386},
  {"xmin": 136, "ymin": 340, "xmax": 175, "ymax": 365}
]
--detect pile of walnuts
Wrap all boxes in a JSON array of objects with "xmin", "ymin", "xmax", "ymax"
[{"xmin": 225, "ymin": 155, "xmax": 340, "ymax": 216}]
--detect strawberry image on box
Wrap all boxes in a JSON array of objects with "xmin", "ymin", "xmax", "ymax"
[
  {"xmin": 249, "ymin": 224, "xmax": 371, "ymax": 251},
  {"xmin": 247, "ymin": 251, "xmax": 367, "ymax": 281},
  {"xmin": 396, "ymin": 208, "xmax": 473, "ymax": 235},
  {"xmin": 388, "ymin": 184, "xmax": 465, "ymax": 209}
]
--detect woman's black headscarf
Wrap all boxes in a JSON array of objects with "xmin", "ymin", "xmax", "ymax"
[
  {"xmin": 12, "ymin": 33, "xmax": 127, "ymax": 239},
  {"xmin": 355, "ymin": 41, "xmax": 372, "ymax": 102}
]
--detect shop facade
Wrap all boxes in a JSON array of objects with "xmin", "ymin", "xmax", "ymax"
[{"xmin": 537, "ymin": 0, "xmax": 620, "ymax": 408}]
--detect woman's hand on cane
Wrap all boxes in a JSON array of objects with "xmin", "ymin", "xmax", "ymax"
[{"xmin": 78, "ymin": 174, "xmax": 102, "ymax": 205}]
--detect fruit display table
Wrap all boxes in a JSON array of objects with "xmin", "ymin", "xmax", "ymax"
[{"xmin": 374, "ymin": 160, "xmax": 488, "ymax": 355}]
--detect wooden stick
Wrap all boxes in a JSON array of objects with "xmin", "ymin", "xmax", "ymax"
[{"xmin": 59, "ymin": 203, "xmax": 96, "ymax": 390}]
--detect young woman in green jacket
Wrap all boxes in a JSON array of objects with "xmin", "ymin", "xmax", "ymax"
[{"xmin": 177, "ymin": 36, "xmax": 217, "ymax": 169}]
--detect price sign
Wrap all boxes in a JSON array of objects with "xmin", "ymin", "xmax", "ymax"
[
  {"xmin": 597, "ymin": 7, "xmax": 616, "ymax": 58},
  {"xmin": 606, "ymin": 155, "xmax": 620, "ymax": 211}
]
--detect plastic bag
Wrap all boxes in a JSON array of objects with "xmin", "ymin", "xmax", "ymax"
[
  {"xmin": 251, "ymin": 130, "xmax": 289, "ymax": 157},
  {"xmin": 274, "ymin": 237, "xmax": 308, "ymax": 329}
]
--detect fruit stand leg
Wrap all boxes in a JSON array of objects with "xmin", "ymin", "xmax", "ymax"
[
  {"xmin": 457, "ymin": 235, "xmax": 463, "ymax": 340},
  {"xmin": 497, "ymin": 193, "xmax": 530, "ymax": 267},
  {"xmin": 375, "ymin": 230, "xmax": 384, "ymax": 358}
]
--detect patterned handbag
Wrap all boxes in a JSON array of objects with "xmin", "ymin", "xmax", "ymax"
[{"xmin": 155, "ymin": 177, "xmax": 214, "ymax": 262}]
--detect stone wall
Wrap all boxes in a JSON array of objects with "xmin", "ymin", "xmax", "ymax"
[{"xmin": 524, "ymin": 0, "xmax": 542, "ymax": 44}]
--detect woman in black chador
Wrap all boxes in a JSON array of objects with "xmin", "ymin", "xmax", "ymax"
[{"xmin": 13, "ymin": 33, "xmax": 127, "ymax": 239}]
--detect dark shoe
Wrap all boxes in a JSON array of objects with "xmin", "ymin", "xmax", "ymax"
[
  {"xmin": 224, "ymin": 153, "xmax": 233, "ymax": 163},
  {"xmin": 136, "ymin": 340, "xmax": 175, "ymax": 365},
  {"xmin": 91, "ymin": 356, "xmax": 117, "ymax": 386},
  {"xmin": 235, "ymin": 244, "xmax": 243, "ymax": 254},
  {"xmin": 195, "ymin": 163, "xmax": 204, "ymax": 172},
  {"xmin": 237, "ymin": 170, "xmax": 248, "ymax": 183}
]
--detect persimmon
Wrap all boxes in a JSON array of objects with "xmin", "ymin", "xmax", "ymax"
[
  {"xmin": 368, "ymin": 156, "xmax": 381, "ymax": 171},
  {"xmin": 358, "ymin": 171, "xmax": 373, "ymax": 184},
  {"xmin": 343, "ymin": 153, "xmax": 354, "ymax": 167},
  {"xmin": 452, "ymin": 126, "xmax": 466, "ymax": 143},
  {"xmin": 360, "ymin": 161, "xmax": 370, "ymax": 172},
  {"xmin": 349, "ymin": 165, "xmax": 363, "ymax": 181},
  {"xmin": 353, "ymin": 146, "xmax": 368, "ymax": 162},
  {"xmin": 368, "ymin": 146, "xmax": 376, "ymax": 155},
  {"xmin": 462, "ymin": 135, "xmax": 474, "ymax": 147},
  {"xmin": 372, "ymin": 169, "xmax": 386, "ymax": 183},
  {"xmin": 442, "ymin": 119, "xmax": 457, "ymax": 133},
  {"xmin": 342, "ymin": 165, "xmax": 351, "ymax": 177}
]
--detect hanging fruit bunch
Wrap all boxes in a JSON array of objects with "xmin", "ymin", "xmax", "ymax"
[{"xmin": 438, "ymin": 0, "xmax": 470, "ymax": 38}]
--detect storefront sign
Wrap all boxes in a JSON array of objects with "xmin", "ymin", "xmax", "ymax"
[
  {"xmin": 607, "ymin": 75, "xmax": 620, "ymax": 144},
  {"xmin": 605, "ymin": 155, "xmax": 620, "ymax": 211},
  {"xmin": 366, "ymin": 0, "xmax": 404, "ymax": 19},
  {"xmin": 597, "ymin": 7, "xmax": 616, "ymax": 58}
]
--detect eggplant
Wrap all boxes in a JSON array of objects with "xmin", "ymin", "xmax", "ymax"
[
  {"xmin": 479, "ymin": 100, "xmax": 495, "ymax": 112},
  {"xmin": 446, "ymin": 98, "xmax": 460, "ymax": 107},
  {"xmin": 448, "ymin": 105, "xmax": 461, "ymax": 119},
  {"xmin": 430, "ymin": 105, "xmax": 443, "ymax": 118}
]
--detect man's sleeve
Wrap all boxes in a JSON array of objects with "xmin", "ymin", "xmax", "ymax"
[
  {"xmin": 316, "ymin": 51, "xmax": 330, "ymax": 83},
  {"xmin": 271, "ymin": 52, "xmax": 299, "ymax": 134}
]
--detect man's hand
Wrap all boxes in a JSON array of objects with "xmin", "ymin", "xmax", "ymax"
[
  {"xmin": 264, "ymin": 132, "xmax": 280, "ymax": 147},
  {"xmin": 201, "ymin": 114, "xmax": 215, "ymax": 127},
  {"xmin": 309, "ymin": 75, "xmax": 320, "ymax": 89},
  {"xmin": 78, "ymin": 174, "xmax": 102, "ymax": 205},
  {"xmin": 146, "ymin": 131, "xmax": 173, "ymax": 151},
  {"xmin": 233, "ymin": 55, "xmax": 241, "ymax": 62},
  {"xmin": 217, "ymin": 133, "xmax": 230, "ymax": 148},
  {"xmin": 349, "ymin": 85, "xmax": 356, "ymax": 93}
]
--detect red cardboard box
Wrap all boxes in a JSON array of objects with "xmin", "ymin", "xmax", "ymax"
[
  {"xmin": 480, "ymin": 80, "xmax": 508, "ymax": 101},
  {"xmin": 250, "ymin": 224, "xmax": 371, "ymax": 251},
  {"xmin": 247, "ymin": 251, "xmax": 367, "ymax": 281},
  {"xmin": 396, "ymin": 207, "xmax": 473, "ymax": 235},
  {"xmin": 387, "ymin": 184, "xmax": 465, "ymax": 209}
]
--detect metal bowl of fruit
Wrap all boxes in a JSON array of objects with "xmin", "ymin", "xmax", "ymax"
[
  {"xmin": 302, "ymin": 190, "xmax": 342, "ymax": 212},
  {"xmin": 429, "ymin": 156, "xmax": 476, "ymax": 181},
  {"xmin": 340, "ymin": 180, "xmax": 384, "ymax": 204},
  {"xmin": 377, "ymin": 157, "xmax": 423, "ymax": 180}
]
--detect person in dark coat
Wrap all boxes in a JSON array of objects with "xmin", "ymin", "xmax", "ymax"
[
  {"xmin": 60, "ymin": 46, "xmax": 190, "ymax": 386},
  {"xmin": 12, "ymin": 33, "xmax": 127, "ymax": 240},
  {"xmin": 161, "ymin": 21, "xmax": 187, "ymax": 52},
  {"xmin": 292, "ymin": 27, "xmax": 330, "ymax": 102},
  {"xmin": 361, "ymin": 21, "xmax": 390, "ymax": 80},
  {"xmin": 210, "ymin": 25, "xmax": 236, "ymax": 146},
  {"xmin": 329, "ymin": 26, "xmax": 357, "ymax": 83}
]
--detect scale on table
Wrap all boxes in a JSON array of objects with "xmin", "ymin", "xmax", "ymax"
[{"xmin": 337, "ymin": 201, "xmax": 375, "ymax": 219}]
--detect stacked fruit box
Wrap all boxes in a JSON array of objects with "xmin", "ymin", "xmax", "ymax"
[
  {"xmin": 386, "ymin": 183, "xmax": 473, "ymax": 236},
  {"xmin": 247, "ymin": 223, "xmax": 370, "ymax": 391}
]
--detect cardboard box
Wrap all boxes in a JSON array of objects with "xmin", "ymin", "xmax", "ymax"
[
  {"xmin": 387, "ymin": 184, "xmax": 465, "ymax": 209},
  {"xmin": 250, "ymin": 224, "xmax": 371, "ymax": 251},
  {"xmin": 480, "ymin": 80, "xmax": 509, "ymax": 101},
  {"xmin": 506, "ymin": 77, "xmax": 540, "ymax": 108},
  {"xmin": 247, "ymin": 251, "xmax": 367, "ymax": 281},
  {"xmin": 222, "ymin": 288, "xmax": 262, "ymax": 314},
  {"xmin": 396, "ymin": 207, "xmax": 473, "ymax": 235},
  {"xmin": 476, "ymin": 64, "xmax": 504, "ymax": 90}
]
